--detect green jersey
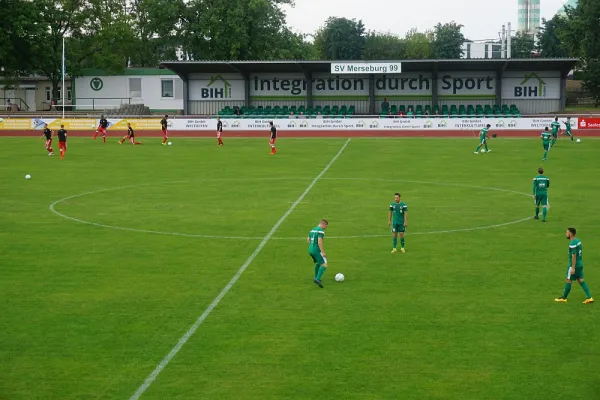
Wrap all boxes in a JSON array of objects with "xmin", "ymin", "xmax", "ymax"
[
  {"xmin": 479, "ymin": 128, "xmax": 489, "ymax": 141},
  {"xmin": 551, "ymin": 121, "xmax": 560, "ymax": 135},
  {"xmin": 564, "ymin": 120, "xmax": 572, "ymax": 133},
  {"xmin": 541, "ymin": 131, "xmax": 551, "ymax": 144},
  {"xmin": 532, "ymin": 174, "xmax": 550, "ymax": 195},
  {"xmin": 389, "ymin": 201, "xmax": 408, "ymax": 224},
  {"xmin": 568, "ymin": 238, "xmax": 583, "ymax": 268},
  {"xmin": 308, "ymin": 226, "xmax": 325, "ymax": 253}
]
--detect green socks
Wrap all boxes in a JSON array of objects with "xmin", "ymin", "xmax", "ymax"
[
  {"xmin": 551, "ymin": 138, "xmax": 556, "ymax": 147},
  {"xmin": 400, "ymin": 237, "xmax": 405, "ymax": 248},
  {"xmin": 542, "ymin": 207, "xmax": 547, "ymax": 221},
  {"xmin": 392, "ymin": 237, "xmax": 397, "ymax": 249},
  {"xmin": 484, "ymin": 144, "xmax": 489, "ymax": 151},
  {"xmin": 580, "ymin": 281, "xmax": 592, "ymax": 298},
  {"xmin": 543, "ymin": 151, "xmax": 547, "ymax": 159},
  {"xmin": 316, "ymin": 266, "xmax": 327, "ymax": 280},
  {"xmin": 535, "ymin": 207, "xmax": 539, "ymax": 217},
  {"xmin": 563, "ymin": 282, "xmax": 572, "ymax": 299},
  {"xmin": 314, "ymin": 264, "xmax": 320, "ymax": 278},
  {"xmin": 475, "ymin": 145, "xmax": 481, "ymax": 152}
]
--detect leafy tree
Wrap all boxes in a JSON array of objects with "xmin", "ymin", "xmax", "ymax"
[
  {"xmin": 536, "ymin": 16, "xmax": 569, "ymax": 58},
  {"xmin": 510, "ymin": 31, "xmax": 535, "ymax": 58},
  {"xmin": 313, "ymin": 17, "xmax": 366, "ymax": 60},
  {"xmin": 562, "ymin": 0, "xmax": 600, "ymax": 106},
  {"xmin": 362, "ymin": 32, "xmax": 406, "ymax": 60},
  {"xmin": 431, "ymin": 22, "xmax": 465, "ymax": 59},
  {"xmin": 404, "ymin": 28, "xmax": 433, "ymax": 59},
  {"xmin": 0, "ymin": 0, "xmax": 43, "ymax": 77},
  {"xmin": 129, "ymin": 0, "xmax": 187, "ymax": 66}
]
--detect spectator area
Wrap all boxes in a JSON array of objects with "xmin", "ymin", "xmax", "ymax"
[
  {"xmin": 218, "ymin": 105, "xmax": 356, "ymax": 118},
  {"xmin": 381, "ymin": 104, "xmax": 522, "ymax": 118}
]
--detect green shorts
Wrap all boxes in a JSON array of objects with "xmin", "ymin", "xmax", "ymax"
[
  {"xmin": 535, "ymin": 194, "xmax": 548, "ymax": 206},
  {"xmin": 552, "ymin": 132, "xmax": 558, "ymax": 139},
  {"xmin": 543, "ymin": 143, "xmax": 550, "ymax": 151},
  {"xmin": 566, "ymin": 266, "xmax": 584, "ymax": 280},
  {"xmin": 310, "ymin": 251, "xmax": 327, "ymax": 266},
  {"xmin": 392, "ymin": 223, "xmax": 405, "ymax": 233}
]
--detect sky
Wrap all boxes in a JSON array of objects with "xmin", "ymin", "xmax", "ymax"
[{"xmin": 283, "ymin": 0, "xmax": 570, "ymax": 42}]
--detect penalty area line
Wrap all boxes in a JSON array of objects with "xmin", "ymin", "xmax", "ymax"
[{"xmin": 129, "ymin": 138, "xmax": 351, "ymax": 400}]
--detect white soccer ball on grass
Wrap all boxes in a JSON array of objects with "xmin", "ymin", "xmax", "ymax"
[
  {"xmin": 168, "ymin": 141, "xmax": 172, "ymax": 146},
  {"xmin": 335, "ymin": 273, "xmax": 345, "ymax": 282},
  {"xmin": 480, "ymin": 149, "xmax": 486, "ymax": 153},
  {"xmin": 576, "ymin": 138, "xmax": 581, "ymax": 143},
  {"xmin": 25, "ymin": 174, "xmax": 31, "ymax": 180}
]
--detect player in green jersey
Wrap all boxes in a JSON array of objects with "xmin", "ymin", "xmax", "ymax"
[
  {"xmin": 532, "ymin": 167, "xmax": 550, "ymax": 222},
  {"xmin": 555, "ymin": 228, "xmax": 594, "ymax": 304},
  {"xmin": 550, "ymin": 117, "xmax": 561, "ymax": 147},
  {"xmin": 474, "ymin": 124, "xmax": 491, "ymax": 154},
  {"xmin": 541, "ymin": 127, "xmax": 552, "ymax": 161},
  {"xmin": 388, "ymin": 193, "xmax": 408, "ymax": 254},
  {"xmin": 308, "ymin": 219, "xmax": 328, "ymax": 288},
  {"xmin": 563, "ymin": 117, "xmax": 574, "ymax": 142}
]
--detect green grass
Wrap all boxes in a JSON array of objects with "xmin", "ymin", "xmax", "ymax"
[{"xmin": 1, "ymin": 136, "xmax": 599, "ymax": 400}]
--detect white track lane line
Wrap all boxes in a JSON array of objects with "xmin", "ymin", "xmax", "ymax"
[{"xmin": 129, "ymin": 138, "xmax": 351, "ymax": 400}]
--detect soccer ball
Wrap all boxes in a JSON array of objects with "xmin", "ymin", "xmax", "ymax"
[
  {"xmin": 335, "ymin": 273, "xmax": 345, "ymax": 282},
  {"xmin": 25, "ymin": 174, "xmax": 31, "ymax": 180},
  {"xmin": 0, "ymin": 118, "xmax": 4, "ymax": 123},
  {"xmin": 168, "ymin": 141, "xmax": 172, "ymax": 146},
  {"xmin": 480, "ymin": 149, "xmax": 486, "ymax": 153},
  {"xmin": 576, "ymin": 138, "xmax": 581, "ymax": 143}
]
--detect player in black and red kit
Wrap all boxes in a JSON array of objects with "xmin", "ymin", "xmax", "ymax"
[
  {"xmin": 54, "ymin": 124, "xmax": 68, "ymax": 160},
  {"xmin": 118, "ymin": 123, "xmax": 143, "ymax": 145},
  {"xmin": 94, "ymin": 115, "xmax": 109, "ymax": 143},
  {"xmin": 40, "ymin": 123, "xmax": 54, "ymax": 156},
  {"xmin": 269, "ymin": 121, "xmax": 277, "ymax": 154},
  {"xmin": 161, "ymin": 115, "xmax": 169, "ymax": 145},
  {"xmin": 216, "ymin": 117, "xmax": 224, "ymax": 146}
]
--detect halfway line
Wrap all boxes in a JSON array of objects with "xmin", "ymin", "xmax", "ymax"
[{"xmin": 129, "ymin": 138, "xmax": 351, "ymax": 400}]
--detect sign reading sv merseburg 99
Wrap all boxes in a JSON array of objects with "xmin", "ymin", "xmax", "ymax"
[{"xmin": 331, "ymin": 62, "xmax": 402, "ymax": 74}]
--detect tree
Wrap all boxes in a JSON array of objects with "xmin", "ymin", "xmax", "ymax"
[
  {"xmin": 511, "ymin": 31, "xmax": 535, "ymax": 58},
  {"xmin": 431, "ymin": 22, "xmax": 465, "ymax": 59},
  {"xmin": 129, "ymin": 0, "xmax": 187, "ymax": 66},
  {"xmin": 182, "ymin": 0, "xmax": 303, "ymax": 61},
  {"xmin": 562, "ymin": 0, "xmax": 600, "ymax": 106},
  {"xmin": 0, "ymin": 0, "xmax": 43, "ymax": 77},
  {"xmin": 362, "ymin": 32, "xmax": 406, "ymax": 60},
  {"xmin": 313, "ymin": 17, "xmax": 366, "ymax": 60},
  {"xmin": 536, "ymin": 16, "xmax": 569, "ymax": 58},
  {"xmin": 404, "ymin": 28, "xmax": 433, "ymax": 59}
]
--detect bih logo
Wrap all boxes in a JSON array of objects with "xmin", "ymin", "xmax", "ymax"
[
  {"xmin": 202, "ymin": 75, "xmax": 232, "ymax": 99},
  {"xmin": 356, "ymin": 120, "xmax": 365, "ymax": 128},
  {"xmin": 515, "ymin": 72, "xmax": 546, "ymax": 98},
  {"xmin": 288, "ymin": 121, "xmax": 296, "ymax": 128},
  {"xmin": 496, "ymin": 120, "xmax": 505, "ymax": 128},
  {"xmin": 90, "ymin": 77, "xmax": 103, "ymax": 91},
  {"xmin": 300, "ymin": 121, "xmax": 308, "ymax": 128},
  {"xmin": 231, "ymin": 120, "xmax": 240, "ymax": 128},
  {"xmin": 369, "ymin": 121, "xmax": 379, "ymax": 129},
  {"xmin": 437, "ymin": 120, "xmax": 447, "ymax": 128},
  {"xmin": 424, "ymin": 120, "xmax": 433, "ymax": 128}
]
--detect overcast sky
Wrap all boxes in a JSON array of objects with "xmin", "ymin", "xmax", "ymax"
[{"xmin": 283, "ymin": 0, "xmax": 569, "ymax": 42}]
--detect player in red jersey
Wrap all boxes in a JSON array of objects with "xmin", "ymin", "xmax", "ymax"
[
  {"xmin": 269, "ymin": 121, "xmax": 277, "ymax": 154},
  {"xmin": 216, "ymin": 117, "xmax": 224, "ymax": 146},
  {"xmin": 40, "ymin": 123, "xmax": 54, "ymax": 156},
  {"xmin": 94, "ymin": 115, "xmax": 109, "ymax": 143},
  {"xmin": 118, "ymin": 123, "xmax": 143, "ymax": 145},
  {"xmin": 160, "ymin": 115, "xmax": 169, "ymax": 145},
  {"xmin": 54, "ymin": 124, "xmax": 67, "ymax": 160}
]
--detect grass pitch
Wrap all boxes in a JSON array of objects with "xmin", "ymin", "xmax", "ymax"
[{"xmin": 1, "ymin": 135, "xmax": 599, "ymax": 400}]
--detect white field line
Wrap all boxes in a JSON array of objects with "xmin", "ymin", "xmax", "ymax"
[{"xmin": 128, "ymin": 138, "xmax": 351, "ymax": 400}]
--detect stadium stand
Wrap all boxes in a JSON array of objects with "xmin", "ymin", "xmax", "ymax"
[{"xmin": 217, "ymin": 104, "xmax": 521, "ymax": 118}]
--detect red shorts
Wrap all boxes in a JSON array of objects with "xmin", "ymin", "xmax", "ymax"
[
  {"xmin": 217, "ymin": 131, "xmax": 222, "ymax": 138},
  {"xmin": 59, "ymin": 142, "xmax": 67, "ymax": 150},
  {"xmin": 270, "ymin": 138, "xmax": 276, "ymax": 145},
  {"xmin": 162, "ymin": 128, "xmax": 168, "ymax": 137},
  {"xmin": 98, "ymin": 126, "xmax": 107, "ymax": 134},
  {"xmin": 45, "ymin": 139, "xmax": 52, "ymax": 148},
  {"xmin": 129, "ymin": 137, "xmax": 135, "ymax": 144}
]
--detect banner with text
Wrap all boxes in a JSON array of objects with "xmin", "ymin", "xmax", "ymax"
[{"xmin": 9, "ymin": 117, "xmax": 580, "ymax": 131}]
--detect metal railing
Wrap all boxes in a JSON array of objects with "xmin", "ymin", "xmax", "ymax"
[{"xmin": 71, "ymin": 98, "xmax": 132, "ymax": 111}]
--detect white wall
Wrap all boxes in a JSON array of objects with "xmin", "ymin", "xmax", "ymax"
[{"xmin": 75, "ymin": 75, "xmax": 184, "ymax": 111}]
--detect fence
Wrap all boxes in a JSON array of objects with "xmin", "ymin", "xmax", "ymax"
[{"xmin": 73, "ymin": 98, "xmax": 132, "ymax": 111}]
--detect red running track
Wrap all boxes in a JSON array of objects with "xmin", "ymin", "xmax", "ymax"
[{"xmin": 2, "ymin": 129, "xmax": 600, "ymax": 137}]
